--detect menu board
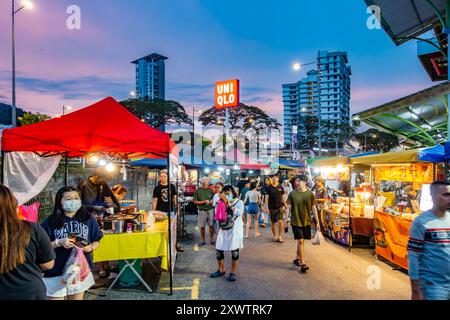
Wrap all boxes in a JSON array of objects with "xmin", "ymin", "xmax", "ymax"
[{"xmin": 373, "ymin": 163, "xmax": 433, "ymax": 183}]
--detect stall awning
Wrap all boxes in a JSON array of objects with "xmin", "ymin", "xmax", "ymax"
[
  {"xmin": 350, "ymin": 146, "xmax": 444, "ymax": 165},
  {"xmin": 1, "ymin": 97, "xmax": 177, "ymax": 159},
  {"xmin": 278, "ymin": 159, "xmax": 305, "ymax": 168}
]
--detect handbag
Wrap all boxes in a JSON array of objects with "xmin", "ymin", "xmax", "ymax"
[{"xmin": 219, "ymin": 200, "xmax": 238, "ymax": 231}]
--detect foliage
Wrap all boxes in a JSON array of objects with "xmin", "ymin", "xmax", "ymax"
[
  {"xmin": 18, "ymin": 112, "xmax": 51, "ymax": 126},
  {"xmin": 120, "ymin": 98, "xmax": 193, "ymax": 129},
  {"xmin": 353, "ymin": 128, "xmax": 400, "ymax": 153},
  {"xmin": 296, "ymin": 115, "xmax": 319, "ymax": 150}
]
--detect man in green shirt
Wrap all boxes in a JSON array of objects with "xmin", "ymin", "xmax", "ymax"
[
  {"xmin": 194, "ymin": 177, "xmax": 215, "ymax": 246},
  {"xmin": 287, "ymin": 174, "xmax": 320, "ymax": 273}
]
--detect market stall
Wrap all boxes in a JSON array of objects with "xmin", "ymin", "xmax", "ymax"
[
  {"xmin": 311, "ymin": 155, "xmax": 375, "ymax": 248},
  {"xmin": 351, "ymin": 146, "xmax": 444, "ymax": 269},
  {"xmin": 1, "ymin": 97, "xmax": 179, "ymax": 294}
]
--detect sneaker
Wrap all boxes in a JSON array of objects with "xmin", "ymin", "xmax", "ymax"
[
  {"xmin": 197, "ymin": 241, "xmax": 207, "ymax": 246},
  {"xmin": 210, "ymin": 270, "xmax": 225, "ymax": 278},
  {"xmin": 226, "ymin": 273, "xmax": 237, "ymax": 282}
]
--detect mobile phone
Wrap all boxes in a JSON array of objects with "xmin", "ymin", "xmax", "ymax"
[{"xmin": 76, "ymin": 238, "xmax": 90, "ymax": 246}]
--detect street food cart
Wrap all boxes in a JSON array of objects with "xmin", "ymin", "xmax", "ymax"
[
  {"xmin": 351, "ymin": 146, "xmax": 444, "ymax": 269},
  {"xmin": 1, "ymin": 97, "xmax": 179, "ymax": 294},
  {"xmin": 311, "ymin": 156, "xmax": 375, "ymax": 249}
]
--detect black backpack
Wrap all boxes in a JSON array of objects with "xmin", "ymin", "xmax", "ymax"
[{"xmin": 219, "ymin": 200, "xmax": 239, "ymax": 231}]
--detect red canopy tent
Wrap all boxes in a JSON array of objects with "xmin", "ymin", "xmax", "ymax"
[
  {"xmin": 1, "ymin": 96, "xmax": 177, "ymax": 294},
  {"xmin": 1, "ymin": 96, "xmax": 177, "ymax": 158}
]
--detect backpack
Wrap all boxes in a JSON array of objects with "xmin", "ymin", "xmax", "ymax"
[{"xmin": 219, "ymin": 200, "xmax": 239, "ymax": 231}]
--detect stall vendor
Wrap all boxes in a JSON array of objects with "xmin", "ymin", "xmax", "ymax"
[
  {"xmin": 333, "ymin": 177, "xmax": 351, "ymax": 197},
  {"xmin": 77, "ymin": 172, "xmax": 121, "ymax": 216},
  {"xmin": 401, "ymin": 185, "xmax": 420, "ymax": 213}
]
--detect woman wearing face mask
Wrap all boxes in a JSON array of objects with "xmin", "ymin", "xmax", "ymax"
[
  {"xmin": 41, "ymin": 187, "xmax": 103, "ymax": 300},
  {"xmin": 210, "ymin": 185, "xmax": 244, "ymax": 282}
]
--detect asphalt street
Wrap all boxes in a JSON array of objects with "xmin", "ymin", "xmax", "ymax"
[{"xmin": 85, "ymin": 214, "xmax": 410, "ymax": 300}]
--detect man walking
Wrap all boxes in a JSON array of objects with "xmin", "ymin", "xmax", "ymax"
[
  {"xmin": 193, "ymin": 177, "xmax": 215, "ymax": 246},
  {"xmin": 265, "ymin": 175, "xmax": 287, "ymax": 243},
  {"xmin": 408, "ymin": 181, "xmax": 450, "ymax": 300},
  {"xmin": 287, "ymin": 174, "xmax": 320, "ymax": 273}
]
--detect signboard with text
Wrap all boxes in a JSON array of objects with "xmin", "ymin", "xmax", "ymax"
[{"xmin": 215, "ymin": 79, "xmax": 240, "ymax": 109}]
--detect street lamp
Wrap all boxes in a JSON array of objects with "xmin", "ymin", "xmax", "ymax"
[
  {"xmin": 364, "ymin": 133, "xmax": 377, "ymax": 152},
  {"xmin": 292, "ymin": 56, "xmax": 322, "ymax": 156},
  {"xmin": 11, "ymin": 0, "xmax": 34, "ymax": 128},
  {"xmin": 62, "ymin": 105, "xmax": 72, "ymax": 115}
]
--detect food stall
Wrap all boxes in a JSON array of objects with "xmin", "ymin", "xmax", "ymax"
[
  {"xmin": 1, "ymin": 97, "xmax": 179, "ymax": 294},
  {"xmin": 351, "ymin": 146, "xmax": 444, "ymax": 269},
  {"xmin": 311, "ymin": 155, "xmax": 375, "ymax": 248}
]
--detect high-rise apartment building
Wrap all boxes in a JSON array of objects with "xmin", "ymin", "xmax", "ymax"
[
  {"xmin": 282, "ymin": 51, "xmax": 351, "ymax": 152},
  {"xmin": 131, "ymin": 53, "xmax": 168, "ymax": 100}
]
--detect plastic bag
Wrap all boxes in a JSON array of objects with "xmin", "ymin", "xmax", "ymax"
[
  {"xmin": 61, "ymin": 247, "xmax": 91, "ymax": 287},
  {"xmin": 312, "ymin": 230, "xmax": 324, "ymax": 245}
]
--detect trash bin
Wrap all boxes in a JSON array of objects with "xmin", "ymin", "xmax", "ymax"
[{"xmin": 118, "ymin": 259, "xmax": 142, "ymax": 287}]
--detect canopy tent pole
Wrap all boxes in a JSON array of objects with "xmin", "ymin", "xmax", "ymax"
[
  {"xmin": 1, "ymin": 151, "xmax": 5, "ymax": 184},
  {"xmin": 64, "ymin": 152, "xmax": 69, "ymax": 187},
  {"xmin": 167, "ymin": 152, "xmax": 173, "ymax": 296}
]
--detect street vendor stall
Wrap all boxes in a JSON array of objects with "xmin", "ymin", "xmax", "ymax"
[
  {"xmin": 351, "ymin": 146, "xmax": 444, "ymax": 270},
  {"xmin": 311, "ymin": 155, "xmax": 375, "ymax": 249},
  {"xmin": 1, "ymin": 97, "xmax": 179, "ymax": 294}
]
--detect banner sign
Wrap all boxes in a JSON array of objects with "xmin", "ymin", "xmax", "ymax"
[
  {"xmin": 374, "ymin": 211, "xmax": 411, "ymax": 270},
  {"xmin": 215, "ymin": 79, "xmax": 240, "ymax": 109}
]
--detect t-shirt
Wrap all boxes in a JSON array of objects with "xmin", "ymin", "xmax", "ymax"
[
  {"xmin": 338, "ymin": 181, "xmax": 351, "ymax": 197},
  {"xmin": 240, "ymin": 187, "xmax": 250, "ymax": 205},
  {"xmin": 314, "ymin": 187, "xmax": 328, "ymax": 199},
  {"xmin": 267, "ymin": 184, "xmax": 284, "ymax": 210},
  {"xmin": 78, "ymin": 179, "xmax": 120, "ymax": 211},
  {"xmin": 0, "ymin": 222, "xmax": 55, "ymax": 300},
  {"xmin": 152, "ymin": 183, "xmax": 176, "ymax": 213},
  {"xmin": 407, "ymin": 210, "xmax": 450, "ymax": 287},
  {"xmin": 41, "ymin": 215, "xmax": 103, "ymax": 278},
  {"xmin": 288, "ymin": 190, "xmax": 316, "ymax": 227},
  {"xmin": 193, "ymin": 187, "xmax": 214, "ymax": 211}
]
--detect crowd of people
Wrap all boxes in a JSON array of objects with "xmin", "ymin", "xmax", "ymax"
[{"xmin": 1, "ymin": 169, "xmax": 449, "ymax": 300}]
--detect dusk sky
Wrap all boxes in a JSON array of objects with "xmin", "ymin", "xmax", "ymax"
[{"xmin": 0, "ymin": 0, "xmax": 438, "ymax": 128}]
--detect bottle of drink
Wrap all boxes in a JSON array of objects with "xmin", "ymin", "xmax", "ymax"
[{"xmin": 148, "ymin": 211, "xmax": 154, "ymax": 228}]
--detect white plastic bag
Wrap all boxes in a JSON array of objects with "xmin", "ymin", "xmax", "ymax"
[{"xmin": 312, "ymin": 230, "xmax": 324, "ymax": 245}]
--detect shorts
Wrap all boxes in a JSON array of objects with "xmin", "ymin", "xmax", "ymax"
[
  {"xmin": 269, "ymin": 208, "xmax": 283, "ymax": 223},
  {"xmin": 247, "ymin": 203, "xmax": 260, "ymax": 215},
  {"xmin": 292, "ymin": 225, "xmax": 312, "ymax": 240},
  {"xmin": 43, "ymin": 272, "xmax": 95, "ymax": 298},
  {"xmin": 198, "ymin": 209, "xmax": 215, "ymax": 228}
]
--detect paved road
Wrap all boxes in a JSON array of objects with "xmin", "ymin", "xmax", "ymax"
[{"xmin": 86, "ymin": 214, "xmax": 410, "ymax": 300}]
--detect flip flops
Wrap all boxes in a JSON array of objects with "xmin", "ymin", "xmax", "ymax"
[{"xmin": 300, "ymin": 264, "xmax": 310, "ymax": 273}]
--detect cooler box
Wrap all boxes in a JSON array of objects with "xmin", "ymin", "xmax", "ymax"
[{"xmin": 119, "ymin": 259, "xmax": 142, "ymax": 287}]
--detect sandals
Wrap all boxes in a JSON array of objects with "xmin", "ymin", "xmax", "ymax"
[
  {"xmin": 255, "ymin": 233, "xmax": 261, "ymax": 238},
  {"xmin": 300, "ymin": 264, "xmax": 310, "ymax": 273},
  {"xmin": 278, "ymin": 238, "xmax": 285, "ymax": 243},
  {"xmin": 272, "ymin": 238, "xmax": 279, "ymax": 242},
  {"xmin": 293, "ymin": 259, "xmax": 302, "ymax": 266}
]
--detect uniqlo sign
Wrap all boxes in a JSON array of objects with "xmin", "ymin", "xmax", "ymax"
[{"xmin": 215, "ymin": 79, "xmax": 240, "ymax": 109}]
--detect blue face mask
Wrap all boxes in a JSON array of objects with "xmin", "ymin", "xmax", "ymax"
[
  {"xmin": 63, "ymin": 199, "xmax": 82, "ymax": 213},
  {"xmin": 227, "ymin": 194, "xmax": 233, "ymax": 201}
]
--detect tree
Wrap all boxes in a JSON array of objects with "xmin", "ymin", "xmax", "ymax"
[
  {"xmin": 120, "ymin": 98, "xmax": 193, "ymax": 128},
  {"xmin": 296, "ymin": 115, "xmax": 319, "ymax": 150},
  {"xmin": 353, "ymin": 128, "xmax": 400, "ymax": 153},
  {"xmin": 18, "ymin": 112, "xmax": 51, "ymax": 126},
  {"xmin": 321, "ymin": 120, "xmax": 356, "ymax": 153},
  {"xmin": 198, "ymin": 103, "xmax": 282, "ymax": 153}
]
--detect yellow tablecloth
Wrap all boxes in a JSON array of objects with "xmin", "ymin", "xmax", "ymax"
[{"xmin": 93, "ymin": 219, "xmax": 170, "ymax": 270}]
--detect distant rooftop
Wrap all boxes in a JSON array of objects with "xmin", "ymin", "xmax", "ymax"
[{"xmin": 131, "ymin": 53, "xmax": 168, "ymax": 64}]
